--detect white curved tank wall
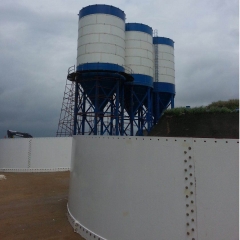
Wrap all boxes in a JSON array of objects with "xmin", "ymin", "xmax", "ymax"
[
  {"xmin": 68, "ymin": 136, "xmax": 238, "ymax": 240},
  {"xmin": 77, "ymin": 7, "xmax": 125, "ymax": 68},
  {"xmin": 154, "ymin": 38, "xmax": 175, "ymax": 84},
  {"xmin": 125, "ymin": 24, "xmax": 153, "ymax": 77},
  {"xmin": 194, "ymin": 139, "xmax": 238, "ymax": 240},
  {"xmin": 0, "ymin": 136, "xmax": 238, "ymax": 239}
]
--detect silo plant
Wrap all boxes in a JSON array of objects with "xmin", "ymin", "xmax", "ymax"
[
  {"xmin": 153, "ymin": 37, "xmax": 175, "ymax": 124},
  {"xmin": 58, "ymin": 4, "xmax": 176, "ymax": 137}
]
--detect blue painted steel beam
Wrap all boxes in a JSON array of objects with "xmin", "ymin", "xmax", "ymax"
[{"xmin": 73, "ymin": 72, "xmax": 126, "ymax": 136}]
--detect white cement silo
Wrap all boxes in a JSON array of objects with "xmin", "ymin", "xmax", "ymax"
[{"xmin": 77, "ymin": 4, "xmax": 126, "ymax": 72}]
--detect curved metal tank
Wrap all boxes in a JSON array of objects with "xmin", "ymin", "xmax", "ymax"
[
  {"xmin": 124, "ymin": 23, "xmax": 153, "ymax": 116},
  {"xmin": 153, "ymin": 37, "xmax": 175, "ymax": 123},
  {"xmin": 77, "ymin": 4, "xmax": 126, "ymax": 109}
]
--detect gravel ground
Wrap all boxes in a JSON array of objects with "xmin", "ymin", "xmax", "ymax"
[{"xmin": 0, "ymin": 172, "xmax": 83, "ymax": 240}]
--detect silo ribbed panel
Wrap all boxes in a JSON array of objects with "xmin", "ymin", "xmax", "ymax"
[
  {"xmin": 125, "ymin": 23, "xmax": 154, "ymax": 87},
  {"xmin": 77, "ymin": 5, "xmax": 125, "ymax": 72},
  {"xmin": 153, "ymin": 37, "xmax": 175, "ymax": 85}
]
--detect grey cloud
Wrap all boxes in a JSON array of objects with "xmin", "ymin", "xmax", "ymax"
[
  {"xmin": 0, "ymin": 2, "xmax": 76, "ymax": 137},
  {"xmin": 0, "ymin": 0, "xmax": 238, "ymax": 137}
]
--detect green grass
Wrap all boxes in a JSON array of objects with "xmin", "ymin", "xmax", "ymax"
[
  {"xmin": 207, "ymin": 99, "xmax": 239, "ymax": 110},
  {"xmin": 164, "ymin": 99, "xmax": 239, "ymax": 116}
]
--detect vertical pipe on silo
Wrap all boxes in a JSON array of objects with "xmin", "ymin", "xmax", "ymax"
[
  {"xmin": 94, "ymin": 80, "xmax": 99, "ymax": 135},
  {"xmin": 82, "ymin": 92, "xmax": 86, "ymax": 135},
  {"xmin": 120, "ymin": 85, "xmax": 124, "ymax": 135},
  {"xmin": 130, "ymin": 85, "xmax": 134, "ymax": 136},
  {"xmin": 115, "ymin": 81, "xmax": 119, "ymax": 136}
]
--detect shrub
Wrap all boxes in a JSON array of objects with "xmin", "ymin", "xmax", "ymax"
[
  {"xmin": 207, "ymin": 99, "xmax": 239, "ymax": 110},
  {"xmin": 163, "ymin": 99, "xmax": 238, "ymax": 116}
]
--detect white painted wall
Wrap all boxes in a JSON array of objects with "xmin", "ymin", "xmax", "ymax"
[
  {"xmin": 0, "ymin": 138, "xmax": 29, "ymax": 169},
  {"xmin": 0, "ymin": 137, "xmax": 72, "ymax": 172},
  {"xmin": 193, "ymin": 138, "xmax": 239, "ymax": 240},
  {"xmin": 68, "ymin": 136, "xmax": 239, "ymax": 240},
  {"xmin": 0, "ymin": 136, "xmax": 238, "ymax": 239}
]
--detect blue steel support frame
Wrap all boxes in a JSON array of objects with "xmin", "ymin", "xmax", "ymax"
[
  {"xmin": 73, "ymin": 82, "xmax": 79, "ymax": 135},
  {"xmin": 73, "ymin": 74, "xmax": 125, "ymax": 136},
  {"xmin": 73, "ymin": 83, "xmax": 92, "ymax": 135},
  {"xmin": 153, "ymin": 92, "xmax": 175, "ymax": 125},
  {"xmin": 147, "ymin": 87, "xmax": 153, "ymax": 132},
  {"xmin": 94, "ymin": 79, "xmax": 99, "ymax": 135},
  {"xmin": 115, "ymin": 80, "xmax": 120, "ymax": 135},
  {"xmin": 130, "ymin": 85, "xmax": 134, "ymax": 136},
  {"xmin": 120, "ymin": 86, "xmax": 124, "ymax": 135},
  {"xmin": 81, "ymin": 89, "xmax": 86, "ymax": 134},
  {"xmin": 123, "ymin": 86, "xmax": 153, "ymax": 136},
  {"xmin": 154, "ymin": 93, "xmax": 160, "ymax": 125},
  {"xmin": 171, "ymin": 95, "xmax": 175, "ymax": 109},
  {"xmin": 110, "ymin": 98, "xmax": 114, "ymax": 135}
]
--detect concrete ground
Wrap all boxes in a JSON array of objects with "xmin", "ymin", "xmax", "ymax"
[{"xmin": 0, "ymin": 172, "xmax": 83, "ymax": 240}]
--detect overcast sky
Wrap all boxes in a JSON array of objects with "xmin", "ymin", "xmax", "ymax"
[{"xmin": 0, "ymin": 0, "xmax": 238, "ymax": 138}]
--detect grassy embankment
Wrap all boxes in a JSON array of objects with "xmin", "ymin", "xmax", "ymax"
[
  {"xmin": 164, "ymin": 99, "xmax": 239, "ymax": 116},
  {"xmin": 149, "ymin": 99, "xmax": 239, "ymax": 138}
]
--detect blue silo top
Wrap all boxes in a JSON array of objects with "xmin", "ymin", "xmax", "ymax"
[
  {"xmin": 153, "ymin": 37, "xmax": 174, "ymax": 48},
  {"xmin": 125, "ymin": 23, "xmax": 153, "ymax": 36},
  {"xmin": 79, "ymin": 4, "xmax": 125, "ymax": 21}
]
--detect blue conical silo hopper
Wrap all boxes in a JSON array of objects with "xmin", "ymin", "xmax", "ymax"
[
  {"xmin": 124, "ymin": 75, "xmax": 153, "ymax": 115},
  {"xmin": 153, "ymin": 82, "xmax": 175, "ymax": 124},
  {"xmin": 76, "ymin": 64, "xmax": 126, "ymax": 111}
]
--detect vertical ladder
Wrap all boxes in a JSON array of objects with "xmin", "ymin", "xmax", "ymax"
[{"xmin": 56, "ymin": 66, "xmax": 75, "ymax": 137}]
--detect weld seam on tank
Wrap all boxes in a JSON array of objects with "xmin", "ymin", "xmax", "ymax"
[
  {"xmin": 77, "ymin": 51, "xmax": 125, "ymax": 59},
  {"xmin": 77, "ymin": 43, "xmax": 126, "ymax": 50},
  {"xmin": 77, "ymin": 55, "xmax": 125, "ymax": 63},
  {"xmin": 79, "ymin": 23, "xmax": 126, "ymax": 32}
]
